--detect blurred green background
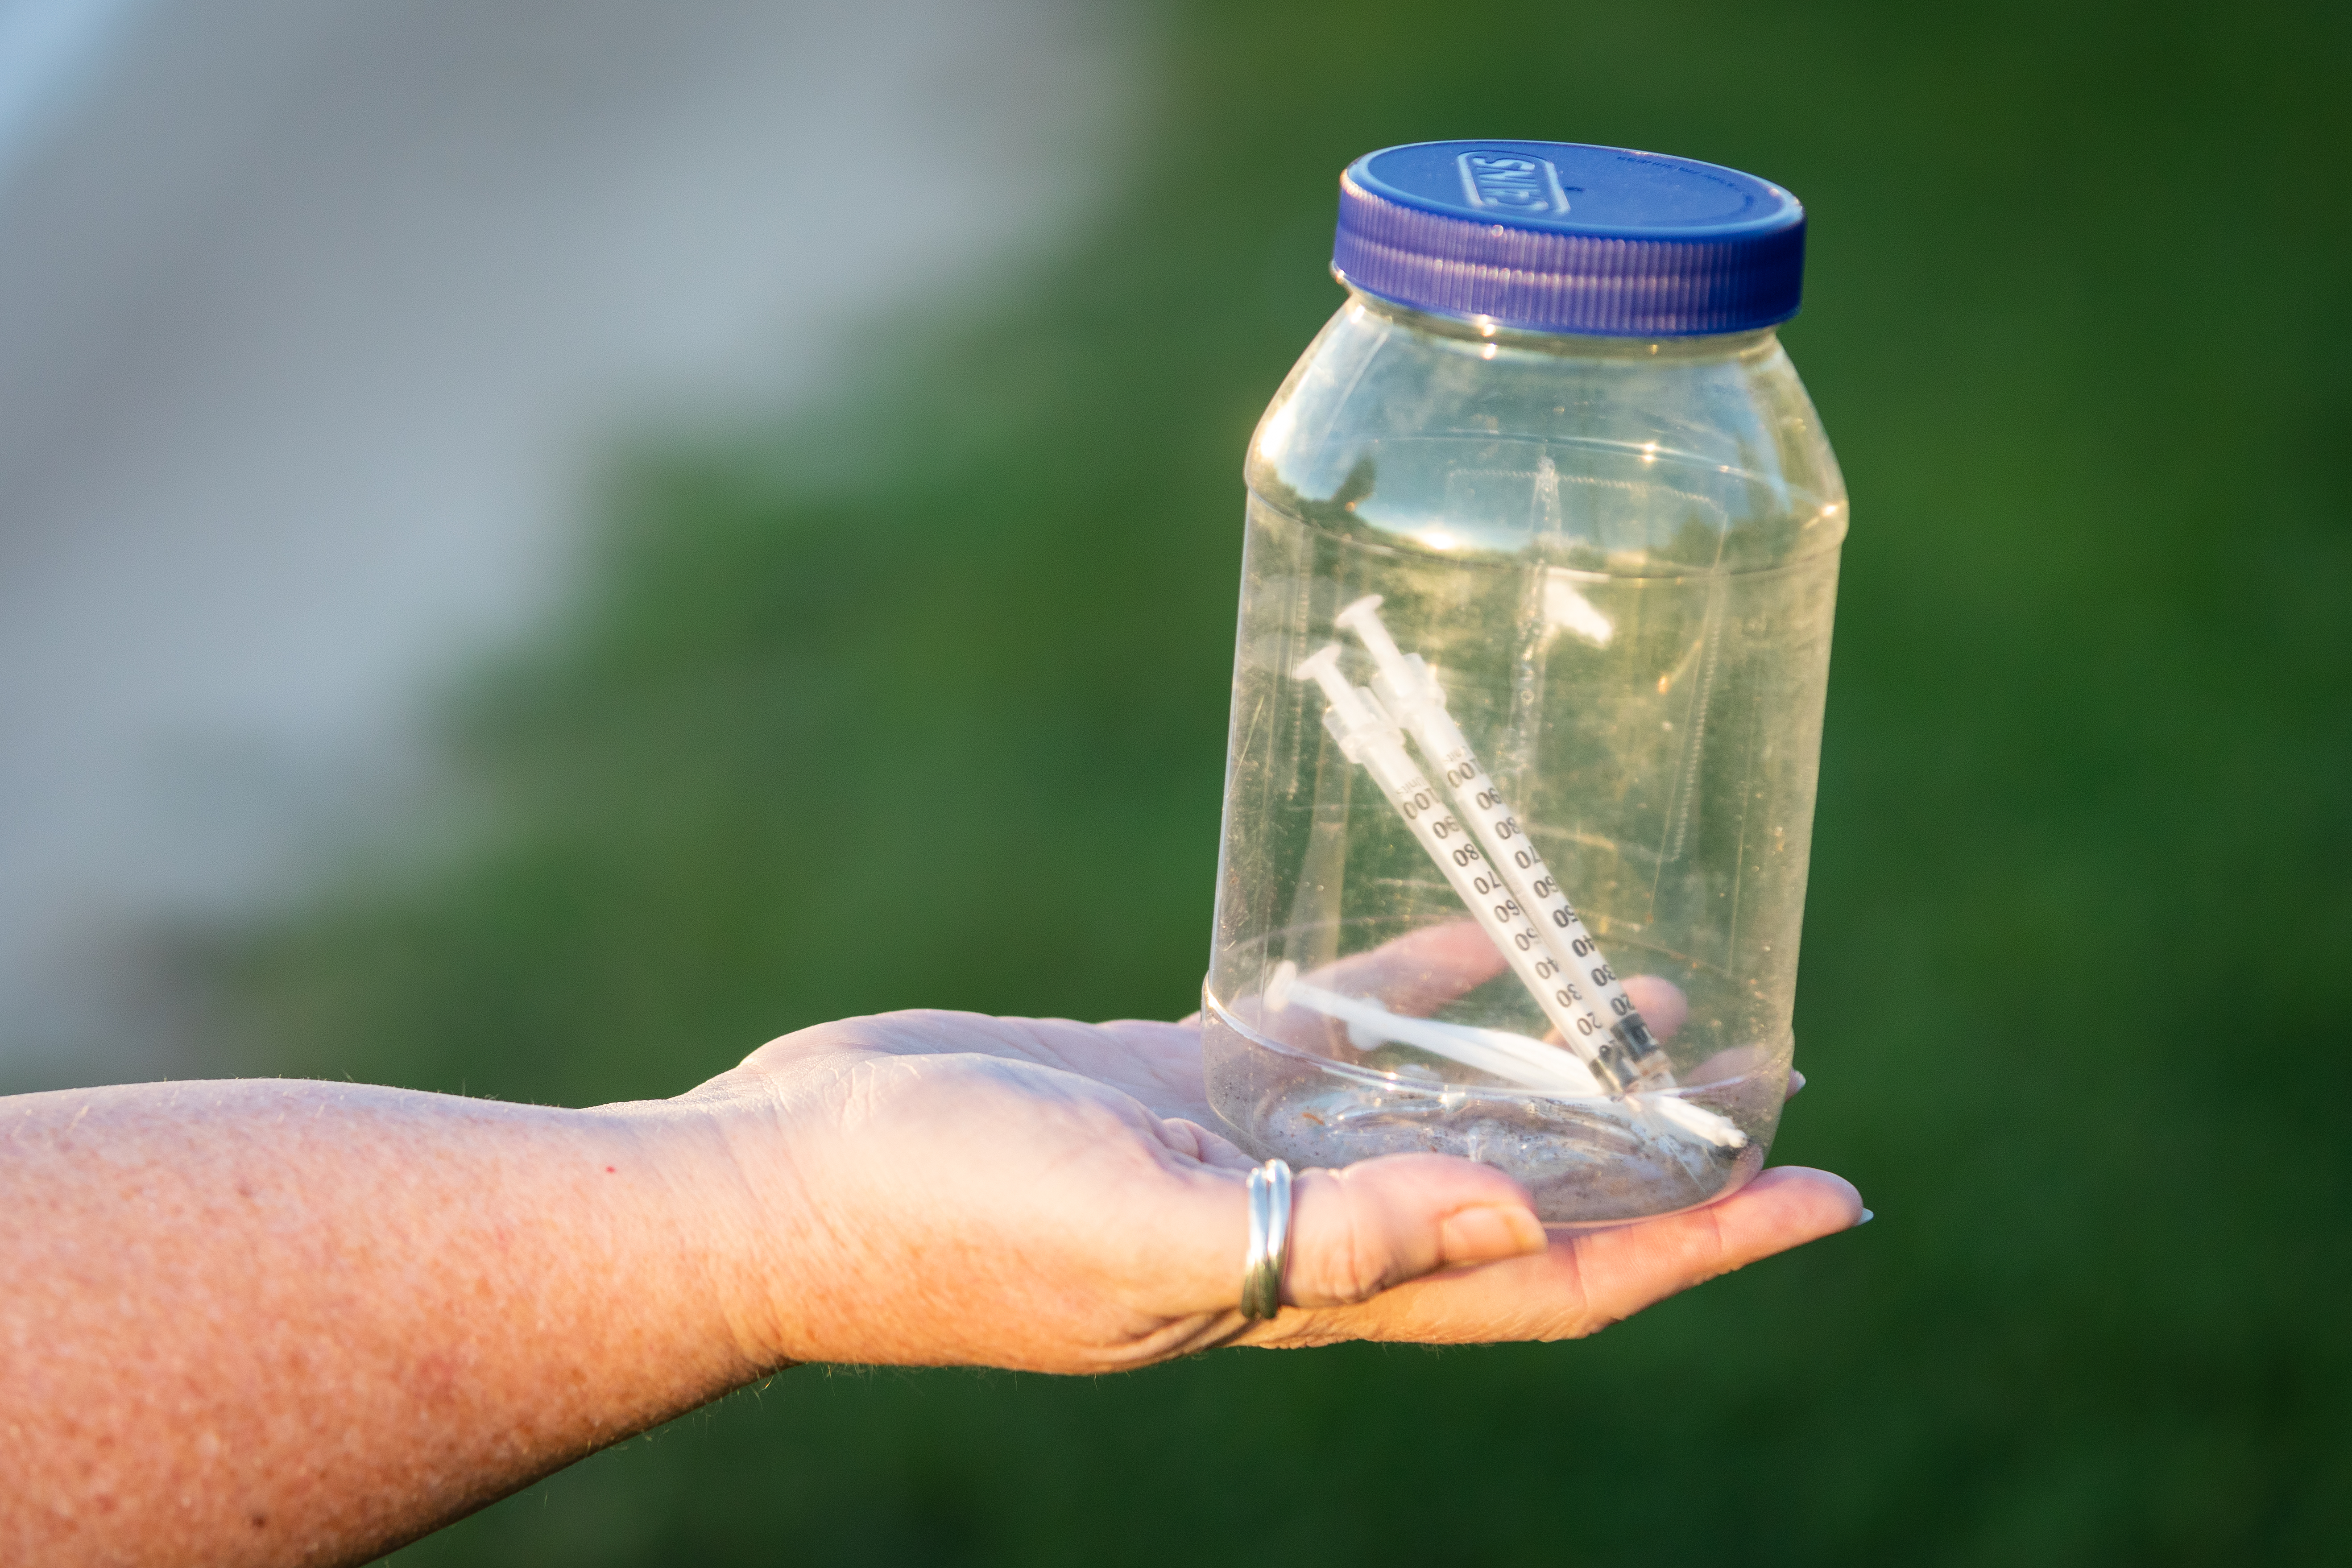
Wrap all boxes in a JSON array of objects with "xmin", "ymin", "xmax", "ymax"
[{"xmin": 199, "ymin": 0, "xmax": 2347, "ymax": 1560}]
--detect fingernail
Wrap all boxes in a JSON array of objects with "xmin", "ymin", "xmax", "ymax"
[
  {"xmin": 1439, "ymin": 1205, "xmax": 1547, "ymax": 1263},
  {"xmin": 1787, "ymin": 1069, "xmax": 1807, "ymax": 1097},
  {"xmin": 1854, "ymin": 1208, "xmax": 1875, "ymax": 1227}
]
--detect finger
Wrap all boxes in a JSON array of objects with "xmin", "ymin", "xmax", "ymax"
[
  {"xmin": 1785, "ymin": 1068, "xmax": 1806, "ymax": 1100},
  {"xmin": 1194, "ymin": 919, "xmax": 1510, "ymax": 1056},
  {"xmin": 740, "ymin": 1011, "xmax": 1217, "ymax": 1124},
  {"xmin": 1304, "ymin": 919, "xmax": 1508, "ymax": 1015},
  {"xmin": 1684, "ymin": 1043, "xmax": 1784, "ymax": 1088},
  {"xmin": 1549, "ymin": 1166, "xmax": 1860, "ymax": 1328},
  {"xmin": 1257, "ymin": 1166, "xmax": 1861, "ymax": 1346},
  {"xmin": 1084, "ymin": 1019, "xmax": 1217, "ymax": 1121},
  {"xmin": 1618, "ymin": 975, "xmax": 1689, "ymax": 1041},
  {"xmin": 1263, "ymin": 1154, "xmax": 1548, "ymax": 1311},
  {"xmin": 1154, "ymin": 1116, "xmax": 1255, "ymax": 1172}
]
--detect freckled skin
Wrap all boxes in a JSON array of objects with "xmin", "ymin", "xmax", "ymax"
[{"xmin": 0, "ymin": 1005, "xmax": 1858, "ymax": 1567}]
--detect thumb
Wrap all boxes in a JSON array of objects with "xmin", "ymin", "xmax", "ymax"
[{"xmin": 1277, "ymin": 1154, "xmax": 1549, "ymax": 1309}]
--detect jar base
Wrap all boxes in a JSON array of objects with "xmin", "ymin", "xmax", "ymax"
[{"xmin": 1203, "ymin": 1001, "xmax": 1768, "ymax": 1225}]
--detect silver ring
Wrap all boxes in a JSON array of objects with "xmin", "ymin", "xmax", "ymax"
[{"xmin": 1240, "ymin": 1158, "xmax": 1294, "ymax": 1320}]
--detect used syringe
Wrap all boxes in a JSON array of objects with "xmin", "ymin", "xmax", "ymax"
[
  {"xmin": 1264, "ymin": 959, "xmax": 1604, "ymax": 1095},
  {"xmin": 1265, "ymin": 952, "xmax": 1746, "ymax": 1147},
  {"xmin": 1334, "ymin": 595, "xmax": 1673, "ymax": 1093},
  {"xmin": 1294, "ymin": 645, "xmax": 1613, "ymax": 1067}
]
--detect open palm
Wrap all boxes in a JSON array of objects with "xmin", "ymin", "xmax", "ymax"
[{"xmin": 685, "ymin": 991, "xmax": 1860, "ymax": 1374}]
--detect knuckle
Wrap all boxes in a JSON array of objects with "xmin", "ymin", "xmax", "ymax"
[{"xmin": 1308, "ymin": 1176, "xmax": 1393, "ymax": 1304}]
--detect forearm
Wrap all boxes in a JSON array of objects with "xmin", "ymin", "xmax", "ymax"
[
  {"xmin": 0, "ymin": 1019, "xmax": 1864, "ymax": 1561},
  {"xmin": 0, "ymin": 1079, "xmax": 774, "ymax": 1567}
]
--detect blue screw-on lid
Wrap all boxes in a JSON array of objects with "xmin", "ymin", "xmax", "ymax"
[{"xmin": 1332, "ymin": 140, "xmax": 1805, "ymax": 337}]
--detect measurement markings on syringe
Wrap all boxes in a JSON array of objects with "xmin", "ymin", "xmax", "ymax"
[
  {"xmin": 1398, "ymin": 783, "xmax": 1586, "ymax": 1011},
  {"xmin": 1426, "ymin": 823, "xmax": 1597, "ymax": 1021},
  {"xmin": 1293, "ymin": 643, "xmax": 1610, "ymax": 1056},
  {"xmin": 1334, "ymin": 595, "xmax": 1672, "ymax": 1086},
  {"xmin": 1435, "ymin": 749, "xmax": 1640, "ymax": 1029}
]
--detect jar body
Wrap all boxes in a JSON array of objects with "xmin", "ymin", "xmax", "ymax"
[{"xmin": 1203, "ymin": 291, "xmax": 1847, "ymax": 1224}]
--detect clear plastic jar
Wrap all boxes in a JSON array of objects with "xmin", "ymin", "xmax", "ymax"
[{"xmin": 1202, "ymin": 142, "xmax": 1846, "ymax": 1224}]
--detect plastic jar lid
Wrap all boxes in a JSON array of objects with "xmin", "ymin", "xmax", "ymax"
[{"xmin": 1332, "ymin": 140, "xmax": 1806, "ymax": 338}]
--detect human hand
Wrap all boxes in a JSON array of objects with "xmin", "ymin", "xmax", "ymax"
[
  {"xmin": 678, "ymin": 991, "xmax": 1860, "ymax": 1376},
  {"xmin": 0, "ymin": 960, "xmax": 1854, "ymax": 1566}
]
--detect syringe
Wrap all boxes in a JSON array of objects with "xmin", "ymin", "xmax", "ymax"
[
  {"xmin": 1333, "ymin": 595, "xmax": 1673, "ymax": 1092},
  {"xmin": 1265, "ymin": 959, "xmax": 1746, "ymax": 1145},
  {"xmin": 1293, "ymin": 644, "xmax": 1611, "ymax": 1071},
  {"xmin": 1263, "ymin": 959, "xmax": 1604, "ymax": 1095},
  {"xmin": 1267, "ymin": 948, "xmax": 1747, "ymax": 1148}
]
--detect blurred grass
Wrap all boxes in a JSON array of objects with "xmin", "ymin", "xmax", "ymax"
[{"xmin": 211, "ymin": 0, "xmax": 2349, "ymax": 1560}]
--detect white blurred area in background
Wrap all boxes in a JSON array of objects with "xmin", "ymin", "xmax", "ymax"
[{"xmin": 0, "ymin": 0, "xmax": 1139, "ymax": 1081}]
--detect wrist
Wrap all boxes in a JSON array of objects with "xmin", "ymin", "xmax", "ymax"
[{"xmin": 612, "ymin": 1076, "xmax": 819, "ymax": 1373}]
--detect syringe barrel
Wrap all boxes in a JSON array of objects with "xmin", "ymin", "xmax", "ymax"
[
  {"xmin": 1437, "ymin": 742, "xmax": 1674, "ymax": 1089},
  {"xmin": 1321, "ymin": 704, "xmax": 1628, "ymax": 1087},
  {"xmin": 1338, "ymin": 604, "xmax": 1674, "ymax": 1088}
]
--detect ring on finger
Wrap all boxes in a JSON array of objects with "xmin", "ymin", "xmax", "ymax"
[{"xmin": 1240, "ymin": 1158, "xmax": 1294, "ymax": 1320}]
